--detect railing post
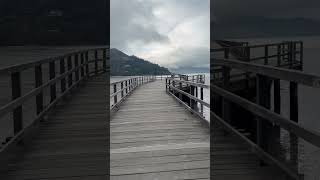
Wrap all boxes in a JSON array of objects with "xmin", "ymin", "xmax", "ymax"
[
  {"xmin": 80, "ymin": 53, "xmax": 85, "ymax": 78},
  {"xmin": 200, "ymin": 87, "xmax": 204, "ymax": 115},
  {"xmin": 11, "ymin": 72, "xmax": 22, "ymax": 135},
  {"xmin": 129, "ymin": 79, "xmax": 131, "ymax": 92},
  {"xmin": 125, "ymin": 80, "xmax": 128, "ymax": 94},
  {"xmin": 85, "ymin": 51, "xmax": 89, "ymax": 75},
  {"xmin": 264, "ymin": 45, "xmax": 269, "ymax": 65},
  {"xmin": 290, "ymin": 81, "xmax": 299, "ymax": 170},
  {"xmin": 103, "ymin": 49, "xmax": 107, "ymax": 72},
  {"xmin": 179, "ymin": 82, "xmax": 182, "ymax": 100},
  {"xmin": 95, "ymin": 50, "xmax": 98, "ymax": 74},
  {"xmin": 256, "ymin": 74, "xmax": 272, "ymax": 165},
  {"xmin": 190, "ymin": 85, "xmax": 195, "ymax": 110},
  {"xmin": 74, "ymin": 54, "xmax": 79, "ymax": 82},
  {"xmin": 272, "ymin": 78, "xmax": 281, "ymax": 157},
  {"xmin": 35, "ymin": 65, "xmax": 44, "ymax": 116},
  {"xmin": 114, "ymin": 84, "xmax": 117, "ymax": 105},
  {"xmin": 121, "ymin": 82, "xmax": 124, "ymax": 98},
  {"xmin": 67, "ymin": 56, "xmax": 73, "ymax": 87},
  {"xmin": 166, "ymin": 78, "xmax": 168, "ymax": 91},
  {"xmin": 277, "ymin": 44, "xmax": 281, "ymax": 66},
  {"xmin": 49, "ymin": 61, "xmax": 56, "ymax": 102},
  {"xmin": 60, "ymin": 58, "xmax": 66, "ymax": 93},
  {"xmin": 300, "ymin": 42, "xmax": 304, "ymax": 70}
]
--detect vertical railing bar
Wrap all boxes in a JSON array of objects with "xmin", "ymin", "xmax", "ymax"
[
  {"xmin": 67, "ymin": 56, "xmax": 73, "ymax": 87},
  {"xmin": 60, "ymin": 58, "xmax": 66, "ymax": 93},
  {"xmin": 35, "ymin": 65, "xmax": 44, "ymax": 116},
  {"xmin": 11, "ymin": 72, "xmax": 23, "ymax": 135},
  {"xmin": 49, "ymin": 60, "xmax": 56, "ymax": 102}
]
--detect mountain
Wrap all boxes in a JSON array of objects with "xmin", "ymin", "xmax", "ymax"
[{"xmin": 110, "ymin": 48, "xmax": 171, "ymax": 76}]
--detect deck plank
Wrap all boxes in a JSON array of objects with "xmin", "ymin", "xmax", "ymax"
[
  {"xmin": 110, "ymin": 80, "xmax": 210, "ymax": 179},
  {"xmin": 0, "ymin": 74, "xmax": 108, "ymax": 180}
]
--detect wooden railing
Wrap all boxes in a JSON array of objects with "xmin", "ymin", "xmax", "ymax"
[
  {"xmin": 165, "ymin": 74, "xmax": 209, "ymax": 123},
  {"xmin": 211, "ymin": 56, "xmax": 320, "ymax": 179},
  {"xmin": 0, "ymin": 47, "xmax": 108, "ymax": 153},
  {"xmin": 212, "ymin": 41, "xmax": 303, "ymax": 83},
  {"xmin": 110, "ymin": 76, "xmax": 156, "ymax": 110}
]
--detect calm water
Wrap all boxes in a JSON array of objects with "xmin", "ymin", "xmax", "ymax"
[{"xmin": 232, "ymin": 36, "xmax": 320, "ymax": 179}]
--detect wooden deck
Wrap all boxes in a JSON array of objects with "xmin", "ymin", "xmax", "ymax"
[
  {"xmin": 0, "ymin": 73, "xmax": 108, "ymax": 179},
  {"xmin": 212, "ymin": 125, "xmax": 286, "ymax": 180},
  {"xmin": 110, "ymin": 80, "xmax": 210, "ymax": 180}
]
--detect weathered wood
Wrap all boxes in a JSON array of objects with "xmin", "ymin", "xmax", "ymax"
[
  {"xmin": 290, "ymin": 81, "xmax": 299, "ymax": 170},
  {"xmin": 60, "ymin": 58, "xmax": 66, "ymax": 93},
  {"xmin": 67, "ymin": 56, "xmax": 73, "ymax": 87},
  {"xmin": 1, "ymin": 74, "xmax": 108, "ymax": 179},
  {"xmin": 11, "ymin": 72, "xmax": 23, "ymax": 135},
  {"xmin": 35, "ymin": 65, "xmax": 44, "ymax": 115},
  {"xmin": 49, "ymin": 61, "xmax": 56, "ymax": 102},
  {"xmin": 111, "ymin": 80, "xmax": 209, "ymax": 179},
  {"xmin": 212, "ymin": 58, "xmax": 320, "ymax": 87},
  {"xmin": 211, "ymin": 84, "xmax": 320, "ymax": 148}
]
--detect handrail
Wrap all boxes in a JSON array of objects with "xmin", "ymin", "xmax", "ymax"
[
  {"xmin": 0, "ymin": 47, "xmax": 108, "ymax": 151},
  {"xmin": 211, "ymin": 112, "xmax": 302, "ymax": 180},
  {"xmin": 165, "ymin": 76, "xmax": 209, "ymax": 123},
  {"xmin": 110, "ymin": 76, "xmax": 156, "ymax": 110},
  {"xmin": 212, "ymin": 83, "xmax": 320, "ymax": 148},
  {"xmin": 211, "ymin": 58, "xmax": 320, "ymax": 87},
  {"xmin": 211, "ymin": 41, "xmax": 303, "ymax": 51},
  {"xmin": 211, "ymin": 42, "xmax": 320, "ymax": 179},
  {"xmin": 0, "ymin": 47, "xmax": 108, "ymax": 75}
]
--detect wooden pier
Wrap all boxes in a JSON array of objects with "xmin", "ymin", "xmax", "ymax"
[
  {"xmin": 1, "ymin": 41, "xmax": 319, "ymax": 179},
  {"xmin": 110, "ymin": 80, "xmax": 210, "ymax": 179},
  {"xmin": 0, "ymin": 47, "xmax": 109, "ymax": 179},
  {"xmin": 211, "ymin": 41, "xmax": 320, "ymax": 180}
]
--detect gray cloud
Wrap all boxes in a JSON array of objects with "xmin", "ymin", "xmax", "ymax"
[
  {"xmin": 212, "ymin": 0, "xmax": 320, "ymax": 38},
  {"xmin": 111, "ymin": 0, "xmax": 209, "ymax": 71},
  {"xmin": 111, "ymin": 0, "xmax": 169, "ymax": 51}
]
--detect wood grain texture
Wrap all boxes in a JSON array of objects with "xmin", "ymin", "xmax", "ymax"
[
  {"xmin": 111, "ymin": 80, "xmax": 210, "ymax": 180},
  {"xmin": 0, "ymin": 74, "xmax": 108, "ymax": 180},
  {"xmin": 212, "ymin": 124, "xmax": 287, "ymax": 180}
]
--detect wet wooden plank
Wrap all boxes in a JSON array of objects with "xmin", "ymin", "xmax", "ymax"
[
  {"xmin": 110, "ymin": 80, "xmax": 210, "ymax": 179},
  {"xmin": 0, "ymin": 74, "xmax": 108, "ymax": 179}
]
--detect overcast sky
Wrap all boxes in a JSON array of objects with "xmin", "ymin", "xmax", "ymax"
[
  {"xmin": 212, "ymin": 0, "xmax": 320, "ymax": 21},
  {"xmin": 212, "ymin": 0, "xmax": 320, "ymax": 38},
  {"xmin": 111, "ymin": 0, "xmax": 210, "ymax": 70}
]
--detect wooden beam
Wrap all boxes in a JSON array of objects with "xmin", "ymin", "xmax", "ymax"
[{"xmin": 211, "ymin": 58, "xmax": 320, "ymax": 87}]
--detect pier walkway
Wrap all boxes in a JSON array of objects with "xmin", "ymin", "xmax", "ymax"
[
  {"xmin": 110, "ymin": 80, "xmax": 210, "ymax": 179},
  {"xmin": 1, "ymin": 74, "xmax": 108, "ymax": 179}
]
